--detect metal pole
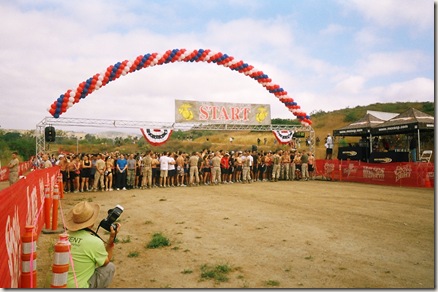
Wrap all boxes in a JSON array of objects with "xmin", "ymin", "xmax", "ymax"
[{"xmin": 417, "ymin": 128, "xmax": 420, "ymax": 161}]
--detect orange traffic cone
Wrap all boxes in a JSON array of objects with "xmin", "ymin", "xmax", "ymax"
[
  {"xmin": 20, "ymin": 226, "xmax": 38, "ymax": 288},
  {"xmin": 50, "ymin": 233, "xmax": 71, "ymax": 288},
  {"xmin": 424, "ymin": 173, "xmax": 431, "ymax": 188}
]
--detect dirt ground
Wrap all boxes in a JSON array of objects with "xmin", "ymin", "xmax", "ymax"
[{"xmin": 34, "ymin": 180, "xmax": 434, "ymax": 288}]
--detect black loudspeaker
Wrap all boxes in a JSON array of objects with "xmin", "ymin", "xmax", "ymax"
[
  {"xmin": 45, "ymin": 126, "xmax": 56, "ymax": 142},
  {"xmin": 251, "ymin": 145, "xmax": 258, "ymax": 152}
]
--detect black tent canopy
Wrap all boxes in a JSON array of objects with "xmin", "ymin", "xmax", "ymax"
[
  {"xmin": 333, "ymin": 113, "xmax": 385, "ymax": 137},
  {"xmin": 371, "ymin": 108, "xmax": 434, "ymax": 159},
  {"xmin": 371, "ymin": 108, "xmax": 434, "ymax": 135},
  {"xmin": 333, "ymin": 108, "xmax": 434, "ymax": 162}
]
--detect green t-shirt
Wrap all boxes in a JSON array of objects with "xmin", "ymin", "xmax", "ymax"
[{"xmin": 67, "ymin": 229, "xmax": 108, "ymax": 288}]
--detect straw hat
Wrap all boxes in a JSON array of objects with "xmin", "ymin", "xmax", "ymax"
[{"xmin": 65, "ymin": 201, "xmax": 100, "ymax": 231}]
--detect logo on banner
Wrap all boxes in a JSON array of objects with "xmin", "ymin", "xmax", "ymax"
[
  {"xmin": 342, "ymin": 151, "xmax": 358, "ymax": 157},
  {"xmin": 6, "ymin": 207, "xmax": 21, "ymax": 288},
  {"xmin": 363, "ymin": 166, "xmax": 385, "ymax": 179},
  {"xmin": 255, "ymin": 107, "xmax": 269, "ymax": 123},
  {"xmin": 374, "ymin": 157, "xmax": 392, "ymax": 163},
  {"xmin": 178, "ymin": 103, "xmax": 194, "ymax": 121},
  {"xmin": 394, "ymin": 165, "xmax": 412, "ymax": 182},
  {"xmin": 343, "ymin": 163, "xmax": 358, "ymax": 177}
]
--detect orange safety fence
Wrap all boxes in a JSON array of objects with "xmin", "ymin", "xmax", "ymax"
[{"xmin": 0, "ymin": 166, "xmax": 60, "ymax": 288}]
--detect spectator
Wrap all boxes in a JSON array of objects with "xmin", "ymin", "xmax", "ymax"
[
  {"xmin": 126, "ymin": 154, "xmax": 136, "ymax": 189},
  {"xmin": 141, "ymin": 151, "xmax": 153, "ymax": 189},
  {"xmin": 188, "ymin": 152, "xmax": 199, "ymax": 187},
  {"xmin": 409, "ymin": 136, "xmax": 417, "ymax": 162},
  {"xmin": 80, "ymin": 154, "xmax": 91, "ymax": 192},
  {"xmin": 116, "ymin": 154, "xmax": 127, "ymax": 190},
  {"xmin": 325, "ymin": 134, "xmax": 334, "ymax": 160},
  {"xmin": 105, "ymin": 154, "xmax": 115, "ymax": 191},
  {"xmin": 301, "ymin": 150, "xmax": 309, "ymax": 181},
  {"xmin": 65, "ymin": 201, "xmax": 120, "ymax": 288},
  {"xmin": 158, "ymin": 152, "xmax": 169, "ymax": 188},
  {"xmin": 93, "ymin": 154, "xmax": 106, "ymax": 192},
  {"xmin": 8, "ymin": 151, "xmax": 19, "ymax": 185},
  {"xmin": 42, "ymin": 153, "xmax": 53, "ymax": 169},
  {"xmin": 210, "ymin": 151, "xmax": 221, "ymax": 185}
]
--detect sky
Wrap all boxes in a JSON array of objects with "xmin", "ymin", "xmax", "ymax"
[{"xmin": 0, "ymin": 0, "xmax": 434, "ymax": 132}]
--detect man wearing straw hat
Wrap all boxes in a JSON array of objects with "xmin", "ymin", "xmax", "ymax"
[{"xmin": 65, "ymin": 201, "xmax": 121, "ymax": 288}]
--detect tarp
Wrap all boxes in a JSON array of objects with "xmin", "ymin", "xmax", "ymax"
[
  {"xmin": 372, "ymin": 108, "xmax": 434, "ymax": 136},
  {"xmin": 333, "ymin": 113, "xmax": 385, "ymax": 137}
]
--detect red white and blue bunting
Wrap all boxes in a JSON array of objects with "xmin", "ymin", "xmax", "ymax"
[
  {"xmin": 272, "ymin": 130, "xmax": 294, "ymax": 145},
  {"xmin": 140, "ymin": 128, "xmax": 173, "ymax": 146}
]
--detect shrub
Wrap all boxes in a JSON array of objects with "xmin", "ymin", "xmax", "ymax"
[
  {"xmin": 146, "ymin": 233, "xmax": 170, "ymax": 249},
  {"xmin": 200, "ymin": 264, "xmax": 232, "ymax": 283}
]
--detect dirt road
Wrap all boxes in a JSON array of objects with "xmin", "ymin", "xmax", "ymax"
[{"xmin": 37, "ymin": 180, "xmax": 434, "ymax": 288}]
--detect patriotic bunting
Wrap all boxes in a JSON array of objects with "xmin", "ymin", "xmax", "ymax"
[
  {"xmin": 140, "ymin": 128, "xmax": 173, "ymax": 146},
  {"xmin": 272, "ymin": 130, "xmax": 294, "ymax": 145}
]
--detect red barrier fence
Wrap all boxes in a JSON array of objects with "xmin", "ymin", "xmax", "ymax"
[
  {"xmin": 0, "ymin": 166, "xmax": 59, "ymax": 288},
  {"xmin": 314, "ymin": 160, "xmax": 434, "ymax": 188},
  {"xmin": 0, "ymin": 160, "xmax": 33, "ymax": 182}
]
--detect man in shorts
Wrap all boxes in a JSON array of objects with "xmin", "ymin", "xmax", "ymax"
[
  {"xmin": 188, "ymin": 152, "xmax": 199, "ymax": 187},
  {"xmin": 159, "ymin": 152, "xmax": 170, "ymax": 187}
]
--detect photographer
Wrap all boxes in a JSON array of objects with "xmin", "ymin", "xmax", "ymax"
[{"xmin": 65, "ymin": 201, "xmax": 121, "ymax": 288}]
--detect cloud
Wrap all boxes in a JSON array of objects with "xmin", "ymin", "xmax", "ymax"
[
  {"xmin": 354, "ymin": 28, "xmax": 387, "ymax": 48},
  {"xmin": 334, "ymin": 75, "xmax": 366, "ymax": 95},
  {"xmin": 356, "ymin": 51, "xmax": 429, "ymax": 78},
  {"xmin": 339, "ymin": 0, "xmax": 433, "ymax": 32},
  {"xmin": 369, "ymin": 77, "xmax": 434, "ymax": 102},
  {"xmin": 319, "ymin": 24, "xmax": 347, "ymax": 36}
]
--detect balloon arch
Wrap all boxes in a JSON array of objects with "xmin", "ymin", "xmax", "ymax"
[{"xmin": 47, "ymin": 48, "xmax": 311, "ymax": 126}]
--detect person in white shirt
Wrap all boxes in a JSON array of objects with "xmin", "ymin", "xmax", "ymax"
[
  {"xmin": 325, "ymin": 134, "xmax": 334, "ymax": 160},
  {"xmin": 159, "ymin": 152, "xmax": 170, "ymax": 187},
  {"xmin": 167, "ymin": 153, "xmax": 176, "ymax": 187}
]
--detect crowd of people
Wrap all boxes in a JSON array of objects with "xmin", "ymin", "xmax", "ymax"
[{"xmin": 31, "ymin": 148, "xmax": 316, "ymax": 193}]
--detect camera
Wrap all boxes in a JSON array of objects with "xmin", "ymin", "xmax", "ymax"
[{"xmin": 99, "ymin": 205, "xmax": 124, "ymax": 232}]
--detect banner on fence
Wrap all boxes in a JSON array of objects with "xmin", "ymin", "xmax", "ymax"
[
  {"xmin": 175, "ymin": 99, "xmax": 271, "ymax": 125},
  {"xmin": 314, "ymin": 160, "xmax": 434, "ymax": 188},
  {"xmin": 0, "ymin": 167, "xmax": 59, "ymax": 288}
]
